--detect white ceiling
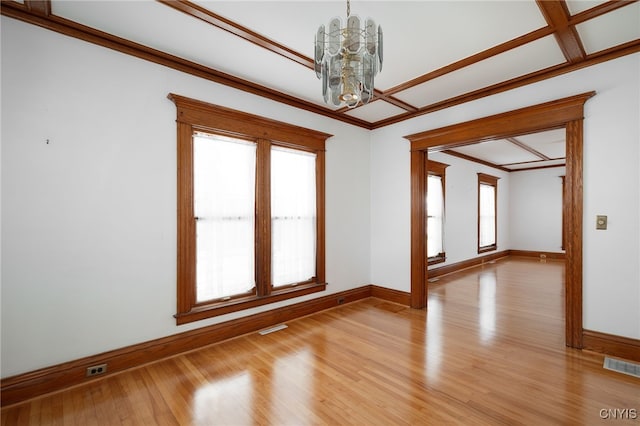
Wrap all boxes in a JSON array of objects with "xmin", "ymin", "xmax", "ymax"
[
  {"xmin": 3, "ymin": 0, "xmax": 639, "ymax": 170},
  {"xmin": 438, "ymin": 128, "xmax": 568, "ymax": 171}
]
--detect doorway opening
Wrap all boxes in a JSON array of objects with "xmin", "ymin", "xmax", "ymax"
[{"xmin": 405, "ymin": 92, "xmax": 594, "ymax": 348}]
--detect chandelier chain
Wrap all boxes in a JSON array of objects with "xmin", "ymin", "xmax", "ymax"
[{"xmin": 347, "ymin": 0, "xmax": 350, "ymax": 17}]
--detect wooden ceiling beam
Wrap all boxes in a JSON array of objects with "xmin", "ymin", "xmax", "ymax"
[
  {"xmin": 24, "ymin": 0, "xmax": 50, "ymax": 15},
  {"xmin": 160, "ymin": 0, "xmax": 419, "ymax": 115},
  {"xmin": 383, "ymin": 26, "xmax": 554, "ymax": 95},
  {"xmin": 157, "ymin": 0, "xmax": 315, "ymax": 70},
  {"xmin": 569, "ymin": 0, "xmax": 639, "ymax": 26},
  {"xmin": 372, "ymin": 39, "xmax": 639, "ymax": 129},
  {"xmin": 0, "ymin": 1, "xmax": 373, "ymax": 129},
  {"xmin": 3, "ymin": 0, "xmax": 638, "ymax": 130},
  {"xmin": 536, "ymin": 0, "xmax": 586, "ymax": 63},
  {"xmin": 372, "ymin": 91, "xmax": 420, "ymax": 112},
  {"xmin": 506, "ymin": 137, "xmax": 552, "ymax": 160},
  {"xmin": 440, "ymin": 150, "xmax": 512, "ymax": 173}
]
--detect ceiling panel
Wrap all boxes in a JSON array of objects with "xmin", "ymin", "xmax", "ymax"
[
  {"xmin": 565, "ymin": 0, "xmax": 607, "ymax": 16},
  {"xmin": 52, "ymin": 0, "xmax": 333, "ymax": 107},
  {"xmin": 344, "ymin": 100, "xmax": 408, "ymax": 123},
  {"xmin": 451, "ymin": 140, "xmax": 540, "ymax": 165},
  {"xmin": 575, "ymin": 2, "xmax": 640, "ymax": 55},
  {"xmin": 516, "ymin": 129, "xmax": 566, "ymax": 159},
  {"xmin": 507, "ymin": 159, "xmax": 566, "ymax": 170},
  {"xmin": 52, "ymin": 1, "xmax": 193, "ymax": 56},
  {"xmin": 362, "ymin": 0, "xmax": 549, "ymax": 90},
  {"xmin": 392, "ymin": 35, "xmax": 566, "ymax": 108}
]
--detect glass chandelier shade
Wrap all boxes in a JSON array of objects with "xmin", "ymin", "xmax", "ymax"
[{"xmin": 314, "ymin": 2, "xmax": 383, "ymax": 108}]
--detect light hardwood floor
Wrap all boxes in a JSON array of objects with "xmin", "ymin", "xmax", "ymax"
[{"xmin": 2, "ymin": 257, "xmax": 638, "ymax": 425}]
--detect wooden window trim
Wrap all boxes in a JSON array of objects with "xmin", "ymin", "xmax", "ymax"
[
  {"xmin": 169, "ymin": 93, "xmax": 331, "ymax": 325},
  {"xmin": 477, "ymin": 173, "xmax": 499, "ymax": 253},
  {"xmin": 427, "ymin": 254, "xmax": 446, "ymax": 266},
  {"xmin": 561, "ymin": 175, "xmax": 566, "ymax": 251},
  {"xmin": 426, "ymin": 159, "xmax": 449, "ymax": 265}
]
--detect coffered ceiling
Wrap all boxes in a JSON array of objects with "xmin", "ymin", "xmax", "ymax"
[
  {"xmin": 438, "ymin": 127, "xmax": 568, "ymax": 172},
  {"xmin": 2, "ymin": 0, "xmax": 639, "ymax": 170}
]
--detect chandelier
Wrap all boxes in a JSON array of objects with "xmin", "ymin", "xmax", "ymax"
[{"xmin": 314, "ymin": 0, "xmax": 383, "ymax": 108}]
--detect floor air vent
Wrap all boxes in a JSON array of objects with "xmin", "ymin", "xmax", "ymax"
[
  {"xmin": 258, "ymin": 324, "xmax": 288, "ymax": 335},
  {"xmin": 603, "ymin": 357, "xmax": 640, "ymax": 378}
]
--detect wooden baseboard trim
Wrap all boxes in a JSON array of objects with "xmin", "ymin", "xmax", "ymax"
[
  {"xmin": 428, "ymin": 250, "xmax": 510, "ymax": 278},
  {"xmin": 509, "ymin": 250, "xmax": 566, "ymax": 260},
  {"xmin": 1, "ymin": 286, "xmax": 372, "ymax": 407},
  {"xmin": 370, "ymin": 285, "xmax": 411, "ymax": 306},
  {"xmin": 582, "ymin": 329, "xmax": 640, "ymax": 362},
  {"xmin": 11, "ymin": 284, "xmax": 634, "ymax": 407}
]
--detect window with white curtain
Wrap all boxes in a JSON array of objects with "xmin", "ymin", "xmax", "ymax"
[
  {"xmin": 171, "ymin": 93, "xmax": 328, "ymax": 324},
  {"xmin": 426, "ymin": 159, "xmax": 448, "ymax": 264},
  {"xmin": 271, "ymin": 147, "xmax": 317, "ymax": 287},
  {"xmin": 478, "ymin": 173, "xmax": 498, "ymax": 253},
  {"xmin": 194, "ymin": 134, "xmax": 256, "ymax": 302},
  {"xmin": 427, "ymin": 175, "xmax": 444, "ymax": 258}
]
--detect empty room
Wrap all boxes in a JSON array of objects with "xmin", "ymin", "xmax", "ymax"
[{"xmin": 1, "ymin": 0, "xmax": 639, "ymax": 424}]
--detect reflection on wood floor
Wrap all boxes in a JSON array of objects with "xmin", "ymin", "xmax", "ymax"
[{"xmin": 2, "ymin": 257, "xmax": 638, "ymax": 425}]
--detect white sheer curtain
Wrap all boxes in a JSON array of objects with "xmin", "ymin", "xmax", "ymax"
[
  {"xmin": 271, "ymin": 147, "xmax": 316, "ymax": 287},
  {"xmin": 193, "ymin": 134, "xmax": 256, "ymax": 302},
  {"xmin": 427, "ymin": 175, "xmax": 444, "ymax": 257},
  {"xmin": 479, "ymin": 183, "xmax": 496, "ymax": 247}
]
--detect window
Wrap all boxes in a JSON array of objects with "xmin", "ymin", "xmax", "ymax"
[
  {"xmin": 194, "ymin": 134, "xmax": 256, "ymax": 302},
  {"xmin": 478, "ymin": 173, "xmax": 498, "ymax": 253},
  {"xmin": 426, "ymin": 159, "xmax": 448, "ymax": 265},
  {"xmin": 271, "ymin": 147, "xmax": 317, "ymax": 287},
  {"xmin": 170, "ymin": 94, "xmax": 330, "ymax": 324}
]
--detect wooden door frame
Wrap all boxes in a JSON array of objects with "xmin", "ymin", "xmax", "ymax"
[{"xmin": 405, "ymin": 92, "xmax": 595, "ymax": 349}]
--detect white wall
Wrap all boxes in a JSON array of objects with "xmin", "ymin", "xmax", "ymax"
[
  {"xmin": 2, "ymin": 17, "xmax": 639, "ymax": 379},
  {"xmin": 1, "ymin": 18, "xmax": 371, "ymax": 377},
  {"xmin": 509, "ymin": 167, "xmax": 565, "ymax": 253},
  {"xmin": 581, "ymin": 55, "xmax": 640, "ymax": 339},
  {"xmin": 428, "ymin": 151, "xmax": 510, "ymax": 267},
  {"xmin": 425, "ymin": 152, "xmax": 563, "ymax": 265},
  {"xmin": 370, "ymin": 53, "xmax": 640, "ymax": 340}
]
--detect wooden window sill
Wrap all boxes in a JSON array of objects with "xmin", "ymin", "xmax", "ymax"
[
  {"xmin": 478, "ymin": 245, "xmax": 497, "ymax": 254},
  {"xmin": 175, "ymin": 282, "xmax": 327, "ymax": 325}
]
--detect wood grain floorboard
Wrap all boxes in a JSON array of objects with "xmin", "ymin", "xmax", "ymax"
[{"xmin": 2, "ymin": 257, "xmax": 638, "ymax": 425}]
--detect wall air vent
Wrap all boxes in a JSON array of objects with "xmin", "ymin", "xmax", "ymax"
[{"xmin": 603, "ymin": 357, "xmax": 640, "ymax": 379}]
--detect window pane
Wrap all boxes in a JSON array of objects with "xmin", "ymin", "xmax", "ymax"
[
  {"xmin": 194, "ymin": 134, "xmax": 256, "ymax": 302},
  {"xmin": 427, "ymin": 175, "xmax": 444, "ymax": 257},
  {"xmin": 271, "ymin": 147, "xmax": 316, "ymax": 287},
  {"xmin": 479, "ymin": 183, "xmax": 496, "ymax": 247}
]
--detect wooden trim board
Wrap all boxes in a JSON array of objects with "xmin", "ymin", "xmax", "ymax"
[
  {"xmin": 3, "ymin": 274, "xmax": 636, "ymax": 407},
  {"xmin": 428, "ymin": 250, "xmax": 510, "ymax": 278},
  {"xmin": 509, "ymin": 250, "xmax": 566, "ymax": 260},
  {"xmin": 582, "ymin": 330, "xmax": 640, "ymax": 363},
  {"xmin": 1, "ymin": 286, "xmax": 372, "ymax": 407},
  {"xmin": 406, "ymin": 92, "xmax": 593, "ymax": 349}
]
